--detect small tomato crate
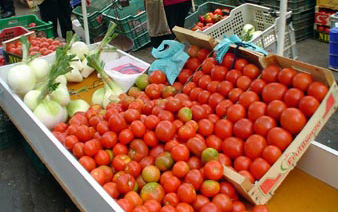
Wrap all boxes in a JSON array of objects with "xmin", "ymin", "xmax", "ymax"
[
  {"xmin": 102, "ymin": 0, "xmax": 150, "ymax": 51},
  {"xmin": 0, "ymin": 15, "xmax": 54, "ymax": 38},
  {"xmin": 0, "ymin": 26, "xmax": 30, "ymax": 47},
  {"xmin": 202, "ymin": 3, "xmax": 297, "ymax": 59}
]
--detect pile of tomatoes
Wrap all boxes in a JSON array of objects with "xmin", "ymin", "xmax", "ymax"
[
  {"xmin": 51, "ymin": 44, "xmax": 328, "ymax": 212},
  {"xmin": 5, "ymin": 36, "xmax": 64, "ymax": 57}
]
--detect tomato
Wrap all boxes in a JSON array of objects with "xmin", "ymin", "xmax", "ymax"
[
  {"xmin": 197, "ymin": 119, "xmax": 213, "ymax": 136},
  {"xmin": 204, "ymin": 160, "xmax": 224, "ymax": 180},
  {"xmin": 48, "ymin": 45, "xmax": 56, "ymax": 51},
  {"xmin": 187, "ymin": 157, "xmax": 202, "ymax": 169},
  {"xmin": 162, "ymin": 86, "xmax": 177, "ymax": 98},
  {"xmin": 129, "ymin": 139, "xmax": 149, "ymax": 162},
  {"xmin": 73, "ymin": 142, "xmax": 84, "ymax": 158},
  {"xmin": 160, "ymin": 171, "xmax": 174, "ymax": 186},
  {"xmin": 113, "ymin": 143, "xmax": 128, "ymax": 155},
  {"xmin": 198, "ymin": 75, "xmax": 212, "ymax": 89},
  {"xmin": 185, "ymin": 57, "xmax": 201, "ymax": 71},
  {"xmin": 212, "ymin": 193, "xmax": 233, "ymax": 212},
  {"xmin": 239, "ymin": 91, "xmax": 260, "ymax": 109},
  {"xmin": 140, "ymin": 156, "xmax": 155, "ymax": 169},
  {"xmin": 161, "ymin": 205, "xmax": 177, "ymax": 212},
  {"xmin": 250, "ymin": 158, "xmax": 271, "ymax": 180},
  {"xmin": 233, "ymin": 58, "xmax": 247, "ymax": 72},
  {"xmin": 267, "ymin": 127, "xmax": 293, "ymax": 151},
  {"xmin": 205, "ymin": 135, "xmax": 222, "ymax": 151},
  {"xmin": 253, "ymin": 115, "xmax": 277, "ymax": 137},
  {"xmin": 261, "ymin": 65, "xmax": 280, "ymax": 83},
  {"xmin": 145, "ymin": 84, "xmax": 162, "ymax": 99},
  {"xmin": 158, "ymin": 110, "xmax": 174, "ymax": 122},
  {"xmin": 188, "ymin": 45, "xmax": 200, "ymax": 57},
  {"xmin": 262, "ymin": 82, "xmax": 287, "ymax": 103},
  {"xmin": 140, "ymin": 182, "xmax": 165, "ymax": 202},
  {"xmin": 75, "ymin": 125, "xmax": 92, "ymax": 142},
  {"xmin": 165, "ymin": 97, "xmax": 182, "ymax": 112},
  {"xmin": 149, "ymin": 145, "xmax": 164, "ymax": 159},
  {"xmin": 277, "ymin": 68, "xmax": 297, "ymax": 87},
  {"xmin": 133, "ymin": 206, "xmax": 149, "ymax": 212},
  {"xmin": 190, "ymin": 105, "xmax": 207, "ymax": 121},
  {"xmin": 200, "ymin": 180, "xmax": 220, "ymax": 197},
  {"xmin": 234, "ymin": 156, "xmax": 252, "ymax": 171},
  {"xmin": 84, "ymin": 139, "xmax": 100, "ymax": 156},
  {"xmin": 155, "ymin": 121, "xmax": 176, "ymax": 142},
  {"xmin": 207, "ymin": 93, "xmax": 223, "ymax": 110},
  {"xmin": 90, "ymin": 168, "xmax": 106, "ymax": 185},
  {"xmin": 244, "ymin": 134, "xmax": 267, "ymax": 160},
  {"xmin": 202, "ymin": 59, "xmax": 216, "ymax": 74},
  {"xmin": 248, "ymin": 101, "xmax": 267, "ymax": 121},
  {"xmin": 176, "ymin": 202, "xmax": 194, "ymax": 212},
  {"xmin": 125, "ymin": 191, "xmax": 143, "ymax": 207},
  {"xmin": 215, "ymin": 99, "xmax": 233, "ymax": 118},
  {"xmin": 280, "ymin": 108, "xmax": 306, "ymax": 135},
  {"xmin": 98, "ymin": 131, "xmax": 116, "ymax": 148},
  {"xmin": 222, "ymin": 137, "xmax": 243, "ymax": 159},
  {"xmin": 64, "ymin": 135, "xmax": 79, "ymax": 150},
  {"xmin": 262, "ymin": 145, "xmax": 282, "ymax": 165},
  {"xmin": 182, "ymin": 82, "xmax": 196, "ymax": 95},
  {"xmin": 113, "ymin": 154, "xmax": 131, "ymax": 171},
  {"xmin": 143, "ymin": 115, "xmax": 159, "ymax": 130},
  {"xmin": 79, "ymin": 156, "xmax": 96, "ymax": 171},
  {"xmin": 222, "ymin": 53, "xmax": 235, "ymax": 68},
  {"xmin": 307, "ymin": 82, "xmax": 328, "ymax": 103},
  {"xmin": 163, "ymin": 192, "xmax": 179, "ymax": 207},
  {"xmin": 225, "ymin": 69, "xmax": 242, "ymax": 85},
  {"xmin": 142, "ymin": 131, "xmax": 158, "ymax": 147},
  {"xmin": 250, "ymin": 79, "xmax": 266, "ymax": 95},
  {"xmin": 252, "ymin": 205, "xmax": 270, "ymax": 212},
  {"xmin": 197, "ymin": 49, "xmax": 210, "ymax": 61},
  {"xmin": 189, "ymin": 87, "xmax": 203, "ymax": 101},
  {"xmin": 116, "ymin": 173, "xmax": 136, "ymax": 193},
  {"xmin": 292, "ymin": 72, "xmax": 313, "ymax": 92},
  {"xmin": 142, "ymin": 165, "xmax": 161, "ymax": 183},
  {"xmin": 149, "ymin": 70, "xmax": 167, "ymax": 84},
  {"xmin": 183, "ymin": 169, "xmax": 203, "ymax": 190},
  {"xmin": 108, "ymin": 112, "xmax": 127, "ymax": 133},
  {"xmin": 144, "ymin": 200, "xmax": 161, "ymax": 212},
  {"xmin": 172, "ymin": 161, "xmax": 190, "ymax": 178},
  {"xmin": 233, "ymin": 118, "xmax": 253, "ymax": 140},
  {"xmin": 171, "ymin": 144, "xmax": 190, "ymax": 161},
  {"xmin": 192, "ymin": 195, "xmax": 210, "ymax": 211},
  {"xmin": 284, "ymin": 88, "xmax": 305, "ymax": 107},
  {"xmin": 172, "ymin": 82, "xmax": 183, "ymax": 92},
  {"xmin": 117, "ymin": 199, "xmax": 133, "ymax": 212},
  {"xmin": 242, "ymin": 63, "xmax": 259, "ymax": 79},
  {"xmin": 217, "ymin": 80, "xmax": 233, "ymax": 97},
  {"xmin": 228, "ymin": 88, "xmax": 243, "ymax": 103},
  {"xmin": 178, "ymin": 124, "xmax": 196, "ymax": 141},
  {"xmin": 192, "ymin": 71, "xmax": 204, "ymax": 84},
  {"xmin": 206, "ymin": 81, "xmax": 219, "ymax": 94},
  {"xmin": 177, "ymin": 183, "xmax": 197, "ymax": 203},
  {"xmin": 299, "ymin": 95, "xmax": 320, "ymax": 117},
  {"xmin": 178, "ymin": 69, "xmax": 193, "ymax": 84},
  {"xmin": 265, "ymin": 100, "xmax": 286, "ymax": 121},
  {"xmin": 119, "ymin": 129, "xmax": 134, "ymax": 145},
  {"xmin": 236, "ymin": 75, "xmax": 252, "ymax": 91},
  {"xmin": 155, "ymin": 152, "xmax": 174, "ymax": 171},
  {"xmin": 226, "ymin": 104, "xmax": 246, "ymax": 123},
  {"xmin": 163, "ymin": 176, "xmax": 181, "ymax": 193},
  {"xmin": 197, "ymin": 90, "xmax": 211, "ymax": 104},
  {"xmin": 186, "ymin": 137, "xmax": 207, "ymax": 157},
  {"xmin": 210, "ymin": 65, "xmax": 227, "ymax": 81},
  {"xmin": 125, "ymin": 161, "xmax": 141, "ymax": 177},
  {"xmin": 186, "ymin": 120, "xmax": 199, "ymax": 131},
  {"xmin": 129, "ymin": 87, "xmax": 142, "ymax": 98},
  {"xmin": 94, "ymin": 150, "xmax": 111, "ymax": 166},
  {"xmin": 124, "ymin": 109, "xmax": 141, "ymax": 123},
  {"xmin": 232, "ymin": 201, "xmax": 247, "ymax": 212},
  {"xmin": 164, "ymin": 140, "xmax": 179, "ymax": 152},
  {"xmin": 103, "ymin": 182, "xmax": 119, "ymax": 198}
]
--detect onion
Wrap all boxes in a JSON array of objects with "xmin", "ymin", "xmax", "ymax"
[
  {"xmin": 70, "ymin": 41, "xmax": 89, "ymax": 60},
  {"xmin": 33, "ymin": 99, "xmax": 65, "ymax": 129},
  {"xmin": 23, "ymin": 90, "xmax": 41, "ymax": 110},
  {"xmin": 50, "ymin": 84, "xmax": 70, "ymax": 106},
  {"xmin": 67, "ymin": 99, "xmax": 90, "ymax": 117},
  {"xmin": 55, "ymin": 75, "xmax": 67, "ymax": 86},
  {"xmin": 81, "ymin": 58, "xmax": 95, "ymax": 78},
  {"xmin": 92, "ymin": 87, "xmax": 105, "ymax": 105},
  {"xmin": 70, "ymin": 56, "xmax": 83, "ymax": 71},
  {"xmin": 7, "ymin": 64, "xmax": 36, "ymax": 96},
  {"xmin": 29, "ymin": 58, "xmax": 50, "ymax": 82},
  {"xmin": 65, "ymin": 65, "xmax": 83, "ymax": 82}
]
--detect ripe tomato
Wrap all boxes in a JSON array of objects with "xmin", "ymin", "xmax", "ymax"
[
  {"xmin": 238, "ymin": 91, "xmax": 259, "ymax": 109},
  {"xmin": 248, "ymin": 101, "xmax": 267, "ymax": 121},
  {"xmin": 292, "ymin": 72, "xmax": 313, "ymax": 92},
  {"xmin": 185, "ymin": 57, "xmax": 201, "ymax": 71},
  {"xmin": 252, "ymin": 205, "xmax": 270, "ymax": 212},
  {"xmin": 129, "ymin": 139, "xmax": 149, "ymax": 162},
  {"xmin": 144, "ymin": 200, "xmax": 161, "ymax": 212},
  {"xmin": 219, "ymin": 182, "xmax": 237, "ymax": 200},
  {"xmin": 266, "ymin": 100, "xmax": 287, "ymax": 120},
  {"xmin": 99, "ymin": 131, "xmax": 117, "ymax": 148},
  {"xmin": 206, "ymin": 135, "xmax": 222, "ymax": 151},
  {"xmin": 233, "ymin": 118, "xmax": 253, "ymax": 140},
  {"xmin": 261, "ymin": 65, "xmax": 281, "ymax": 83},
  {"xmin": 250, "ymin": 79, "xmax": 266, "ymax": 95},
  {"xmin": 222, "ymin": 137, "xmax": 244, "ymax": 159},
  {"xmin": 225, "ymin": 69, "xmax": 242, "ymax": 85},
  {"xmin": 171, "ymin": 144, "xmax": 190, "ymax": 161},
  {"xmin": 119, "ymin": 129, "xmax": 134, "ymax": 145},
  {"xmin": 144, "ymin": 115, "xmax": 160, "ymax": 130},
  {"xmin": 278, "ymin": 68, "xmax": 297, "ymax": 86},
  {"xmin": 262, "ymin": 145, "xmax": 282, "ymax": 165},
  {"xmin": 211, "ymin": 65, "xmax": 228, "ymax": 81},
  {"xmin": 130, "ymin": 120, "xmax": 146, "ymax": 137},
  {"xmin": 155, "ymin": 120, "xmax": 176, "ymax": 142},
  {"xmin": 280, "ymin": 108, "xmax": 306, "ymax": 135},
  {"xmin": 84, "ymin": 139, "xmax": 100, "ymax": 156},
  {"xmin": 124, "ymin": 109, "xmax": 141, "ymax": 123},
  {"xmin": 192, "ymin": 195, "xmax": 210, "ymax": 211},
  {"xmin": 173, "ymin": 82, "xmax": 183, "ymax": 91},
  {"xmin": 164, "ymin": 140, "xmax": 179, "ymax": 152},
  {"xmin": 91, "ymin": 168, "xmax": 106, "ymax": 185},
  {"xmin": 204, "ymin": 160, "xmax": 224, "ymax": 180},
  {"xmin": 262, "ymin": 82, "xmax": 287, "ymax": 103},
  {"xmin": 176, "ymin": 202, "xmax": 194, "ymax": 212},
  {"xmin": 238, "ymin": 170, "xmax": 255, "ymax": 183},
  {"xmin": 65, "ymin": 135, "xmax": 79, "ymax": 150},
  {"xmin": 172, "ymin": 161, "xmax": 190, "ymax": 178},
  {"xmin": 243, "ymin": 64, "xmax": 260, "ymax": 79},
  {"xmin": 198, "ymin": 119, "xmax": 214, "ymax": 136},
  {"xmin": 178, "ymin": 69, "xmax": 193, "ymax": 84},
  {"xmin": 145, "ymin": 84, "xmax": 162, "ymax": 99},
  {"xmin": 142, "ymin": 165, "xmax": 161, "ymax": 183},
  {"xmin": 244, "ymin": 134, "xmax": 267, "ymax": 160},
  {"xmin": 133, "ymin": 206, "xmax": 149, "ymax": 212},
  {"xmin": 234, "ymin": 58, "xmax": 248, "ymax": 72},
  {"xmin": 307, "ymin": 81, "xmax": 329, "ymax": 102},
  {"xmin": 75, "ymin": 125, "xmax": 92, "ymax": 142},
  {"xmin": 249, "ymin": 158, "xmax": 271, "ymax": 180},
  {"xmin": 183, "ymin": 82, "xmax": 196, "ymax": 95},
  {"xmin": 298, "ymin": 95, "xmax": 320, "ymax": 117},
  {"xmin": 232, "ymin": 201, "xmax": 247, "ymax": 212},
  {"xmin": 192, "ymin": 71, "xmax": 204, "ymax": 84},
  {"xmin": 197, "ymin": 49, "xmax": 210, "ymax": 61},
  {"xmin": 108, "ymin": 112, "xmax": 127, "ymax": 133},
  {"xmin": 187, "ymin": 45, "xmax": 200, "ymax": 57},
  {"xmin": 117, "ymin": 173, "xmax": 136, "ymax": 193},
  {"xmin": 158, "ymin": 110, "xmax": 174, "ymax": 122},
  {"xmin": 202, "ymin": 59, "xmax": 216, "ymax": 74},
  {"xmin": 226, "ymin": 104, "xmax": 246, "ymax": 123},
  {"xmin": 73, "ymin": 142, "xmax": 84, "ymax": 158},
  {"xmin": 113, "ymin": 154, "xmax": 131, "ymax": 171},
  {"xmin": 178, "ymin": 124, "xmax": 196, "ymax": 141},
  {"xmin": 267, "ymin": 127, "xmax": 293, "ymax": 151},
  {"xmin": 228, "ymin": 88, "xmax": 243, "ymax": 103},
  {"xmin": 140, "ymin": 182, "xmax": 165, "ymax": 203},
  {"xmin": 149, "ymin": 145, "xmax": 164, "ymax": 158},
  {"xmin": 207, "ymin": 81, "xmax": 220, "ymax": 93},
  {"xmin": 253, "ymin": 115, "xmax": 277, "ymax": 137},
  {"xmin": 222, "ymin": 53, "xmax": 235, "ymax": 68},
  {"xmin": 218, "ymin": 153, "xmax": 232, "ymax": 167},
  {"xmin": 125, "ymin": 161, "xmax": 141, "ymax": 177},
  {"xmin": 189, "ymin": 87, "xmax": 203, "ymax": 101},
  {"xmin": 125, "ymin": 191, "xmax": 143, "ymax": 207},
  {"xmin": 103, "ymin": 182, "xmax": 120, "ymax": 198},
  {"xmin": 283, "ymin": 88, "xmax": 304, "ymax": 107},
  {"xmin": 184, "ymin": 169, "xmax": 204, "ymax": 190},
  {"xmin": 165, "ymin": 97, "xmax": 182, "ymax": 112},
  {"xmin": 144, "ymin": 131, "xmax": 159, "ymax": 147},
  {"xmin": 155, "ymin": 152, "xmax": 174, "ymax": 171},
  {"xmin": 94, "ymin": 150, "xmax": 111, "ymax": 166},
  {"xmin": 187, "ymin": 157, "xmax": 202, "ymax": 169},
  {"xmin": 217, "ymin": 80, "xmax": 233, "ymax": 96},
  {"xmin": 198, "ymin": 75, "xmax": 212, "ymax": 89},
  {"xmin": 191, "ymin": 105, "xmax": 208, "ymax": 121},
  {"xmin": 163, "ymin": 192, "xmax": 179, "ymax": 207},
  {"xmin": 149, "ymin": 70, "xmax": 167, "ymax": 84},
  {"xmin": 161, "ymin": 205, "xmax": 177, "ymax": 212},
  {"xmin": 163, "ymin": 176, "xmax": 181, "ymax": 193},
  {"xmin": 186, "ymin": 137, "xmax": 207, "ymax": 157},
  {"xmin": 200, "ymin": 180, "xmax": 220, "ymax": 197},
  {"xmin": 212, "ymin": 193, "xmax": 233, "ymax": 212},
  {"xmin": 215, "ymin": 100, "xmax": 233, "ymax": 118},
  {"xmin": 197, "ymin": 90, "xmax": 211, "ymax": 104},
  {"xmin": 177, "ymin": 183, "xmax": 197, "ymax": 203},
  {"xmin": 117, "ymin": 199, "xmax": 133, "ymax": 212},
  {"xmin": 79, "ymin": 156, "xmax": 96, "ymax": 171},
  {"xmin": 160, "ymin": 171, "xmax": 174, "ymax": 185},
  {"xmin": 236, "ymin": 75, "xmax": 252, "ymax": 90},
  {"xmin": 234, "ymin": 156, "xmax": 252, "ymax": 171},
  {"xmin": 113, "ymin": 143, "xmax": 128, "ymax": 155}
]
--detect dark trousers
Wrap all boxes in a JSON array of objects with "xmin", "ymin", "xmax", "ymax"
[
  {"xmin": 39, "ymin": 0, "xmax": 73, "ymax": 38},
  {"xmin": 150, "ymin": 0, "xmax": 191, "ymax": 48},
  {"xmin": 0, "ymin": 0, "xmax": 15, "ymax": 12}
]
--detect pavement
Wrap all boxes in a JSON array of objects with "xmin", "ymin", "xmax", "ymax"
[{"xmin": 0, "ymin": 1, "xmax": 337, "ymax": 211}]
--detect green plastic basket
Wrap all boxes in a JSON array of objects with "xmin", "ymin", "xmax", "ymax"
[
  {"xmin": 185, "ymin": 2, "xmax": 236, "ymax": 30},
  {"xmin": 102, "ymin": 0, "xmax": 150, "ymax": 51},
  {"xmin": 0, "ymin": 107, "xmax": 18, "ymax": 150},
  {"xmin": 291, "ymin": 8, "xmax": 315, "ymax": 22},
  {"xmin": 259, "ymin": 0, "xmax": 315, "ymax": 13},
  {"xmin": 0, "ymin": 15, "xmax": 54, "ymax": 38},
  {"xmin": 294, "ymin": 25, "xmax": 313, "ymax": 42}
]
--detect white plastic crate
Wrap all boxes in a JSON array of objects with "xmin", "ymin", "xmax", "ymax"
[{"xmin": 203, "ymin": 3, "xmax": 297, "ymax": 59}]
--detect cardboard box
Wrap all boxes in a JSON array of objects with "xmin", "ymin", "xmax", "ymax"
[
  {"xmin": 314, "ymin": 6, "xmax": 337, "ymax": 26},
  {"xmin": 223, "ymin": 55, "xmax": 338, "ymax": 205},
  {"xmin": 316, "ymin": 0, "xmax": 338, "ymax": 10},
  {"xmin": 314, "ymin": 24, "xmax": 330, "ymax": 43}
]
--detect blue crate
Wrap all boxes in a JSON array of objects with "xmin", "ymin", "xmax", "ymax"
[
  {"xmin": 329, "ymin": 27, "xmax": 338, "ymax": 69},
  {"xmin": 71, "ymin": 0, "xmax": 81, "ymax": 8}
]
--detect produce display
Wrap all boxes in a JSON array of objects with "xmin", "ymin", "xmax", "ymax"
[{"xmin": 192, "ymin": 8, "xmax": 230, "ymax": 31}]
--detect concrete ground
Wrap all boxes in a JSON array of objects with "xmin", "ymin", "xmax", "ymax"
[{"xmin": 0, "ymin": 0, "xmax": 337, "ymax": 211}]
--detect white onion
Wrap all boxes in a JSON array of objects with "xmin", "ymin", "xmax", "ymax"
[
  {"xmin": 66, "ymin": 99, "xmax": 89, "ymax": 117},
  {"xmin": 81, "ymin": 58, "xmax": 95, "ymax": 78},
  {"xmin": 50, "ymin": 84, "xmax": 70, "ymax": 106},
  {"xmin": 92, "ymin": 87, "xmax": 105, "ymax": 106},
  {"xmin": 7, "ymin": 64, "xmax": 36, "ymax": 96},
  {"xmin": 33, "ymin": 99, "xmax": 65, "ymax": 129},
  {"xmin": 55, "ymin": 75, "xmax": 67, "ymax": 86},
  {"xmin": 70, "ymin": 41, "xmax": 89, "ymax": 60},
  {"xmin": 65, "ymin": 65, "xmax": 83, "ymax": 82},
  {"xmin": 70, "ymin": 56, "xmax": 83, "ymax": 71},
  {"xmin": 29, "ymin": 58, "xmax": 50, "ymax": 82},
  {"xmin": 23, "ymin": 90, "xmax": 41, "ymax": 110}
]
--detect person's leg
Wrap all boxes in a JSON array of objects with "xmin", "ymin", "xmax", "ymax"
[
  {"xmin": 39, "ymin": 0, "xmax": 58, "ymax": 37},
  {"xmin": 2, "ymin": 0, "xmax": 15, "ymax": 18},
  {"xmin": 176, "ymin": 0, "xmax": 191, "ymax": 27},
  {"xmin": 57, "ymin": 0, "xmax": 74, "ymax": 38},
  {"xmin": 164, "ymin": 4, "xmax": 179, "ymax": 39},
  {"xmin": 150, "ymin": 34, "xmax": 171, "ymax": 48}
]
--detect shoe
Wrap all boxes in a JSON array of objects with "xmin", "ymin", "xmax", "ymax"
[{"xmin": 2, "ymin": 11, "xmax": 15, "ymax": 19}]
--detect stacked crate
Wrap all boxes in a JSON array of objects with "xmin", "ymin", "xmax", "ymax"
[{"xmin": 314, "ymin": 1, "xmax": 338, "ymax": 43}]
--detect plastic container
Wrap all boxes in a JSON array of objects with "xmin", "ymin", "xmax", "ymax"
[
  {"xmin": 295, "ymin": 25, "xmax": 313, "ymax": 41},
  {"xmin": 0, "ymin": 15, "xmax": 54, "ymax": 38},
  {"xmin": 185, "ymin": 2, "xmax": 236, "ymax": 30},
  {"xmin": 102, "ymin": 0, "xmax": 150, "ymax": 51},
  {"xmin": 329, "ymin": 27, "xmax": 338, "ymax": 69},
  {"xmin": 202, "ymin": 3, "xmax": 297, "ymax": 58},
  {"xmin": 71, "ymin": 0, "xmax": 81, "ymax": 8},
  {"xmin": 259, "ymin": 0, "xmax": 315, "ymax": 13},
  {"xmin": 0, "ymin": 26, "xmax": 30, "ymax": 47},
  {"xmin": 330, "ymin": 13, "xmax": 338, "ymax": 28}
]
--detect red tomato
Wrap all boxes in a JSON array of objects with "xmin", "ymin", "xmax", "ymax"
[
  {"xmin": 252, "ymin": 205, "xmax": 270, "ymax": 212},
  {"xmin": 261, "ymin": 65, "xmax": 281, "ymax": 83},
  {"xmin": 187, "ymin": 157, "xmax": 202, "ymax": 169},
  {"xmin": 233, "ymin": 118, "xmax": 253, "ymax": 139},
  {"xmin": 204, "ymin": 160, "xmax": 224, "ymax": 180},
  {"xmin": 185, "ymin": 57, "xmax": 201, "ymax": 71},
  {"xmin": 249, "ymin": 158, "xmax": 271, "ymax": 180},
  {"xmin": 206, "ymin": 135, "xmax": 222, "ymax": 151},
  {"xmin": 243, "ymin": 64, "xmax": 260, "ymax": 79},
  {"xmin": 236, "ymin": 75, "xmax": 252, "ymax": 91},
  {"xmin": 219, "ymin": 182, "xmax": 237, "ymax": 200},
  {"xmin": 248, "ymin": 101, "xmax": 267, "ymax": 121},
  {"xmin": 185, "ymin": 169, "xmax": 204, "ymax": 191},
  {"xmin": 202, "ymin": 58, "xmax": 216, "ymax": 74},
  {"xmin": 79, "ymin": 156, "xmax": 96, "ymax": 172},
  {"xmin": 119, "ymin": 129, "xmax": 135, "ymax": 145},
  {"xmin": 164, "ymin": 193, "xmax": 179, "ymax": 207},
  {"xmin": 171, "ymin": 144, "xmax": 190, "ymax": 161},
  {"xmin": 178, "ymin": 124, "xmax": 196, "ymax": 141},
  {"xmin": 298, "ymin": 95, "xmax": 320, "ymax": 117},
  {"xmin": 155, "ymin": 120, "xmax": 176, "ymax": 142},
  {"xmin": 307, "ymin": 81, "xmax": 329, "ymax": 102},
  {"xmin": 113, "ymin": 143, "xmax": 128, "ymax": 155},
  {"xmin": 117, "ymin": 174, "xmax": 136, "ymax": 194},
  {"xmin": 212, "ymin": 193, "xmax": 233, "ymax": 212},
  {"xmin": 215, "ymin": 99, "xmax": 233, "ymax": 117},
  {"xmin": 187, "ymin": 45, "xmax": 200, "ymax": 57},
  {"xmin": 145, "ymin": 84, "xmax": 162, "ymax": 99},
  {"xmin": 234, "ymin": 58, "xmax": 248, "ymax": 72},
  {"xmin": 182, "ymin": 82, "xmax": 196, "ymax": 95},
  {"xmin": 198, "ymin": 75, "xmax": 212, "ymax": 89},
  {"xmin": 186, "ymin": 137, "xmax": 207, "ymax": 158},
  {"xmin": 238, "ymin": 170, "xmax": 255, "ymax": 183},
  {"xmin": 280, "ymin": 108, "xmax": 306, "ymax": 135},
  {"xmin": 113, "ymin": 154, "xmax": 131, "ymax": 171},
  {"xmin": 192, "ymin": 195, "xmax": 210, "ymax": 211},
  {"xmin": 238, "ymin": 91, "xmax": 259, "ymax": 109},
  {"xmin": 250, "ymin": 79, "xmax": 266, "ymax": 95},
  {"xmin": 189, "ymin": 87, "xmax": 203, "ymax": 101},
  {"xmin": 177, "ymin": 183, "xmax": 197, "ymax": 203},
  {"xmin": 283, "ymin": 88, "xmax": 304, "ymax": 107},
  {"xmin": 200, "ymin": 180, "xmax": 220, "ymax": 198},
  {"xmin": 254, "ymin": 115, "xmax": 277, "ymax": 137},
  {"xmin": 125, "ymin": 161, "xmax": 142, "ymax": 177},
  {"xmin": 278, "ymin": 68, "xmax": 297, "ymax": 86},
  {"xmin": 198, "ymin": 119, "xmax": 214, "ymax": 136},
  {"xmin": 207, "ymin": 81, "xmax": 220, "ymax": 93},
  {"xmin": 129, "ymin": 139, "xmax": 149, "ymax": 162},
  {"xmin": 222, "ymin": 53, "xmax": 235, "ymax": 68},
  {"xmin": 244, "ymin": 134, "xmax": 267, "ymax": 160},
  {"xmin": 262, "ymin": 82, "xmax": 287, "ymax": 103},
  {"xmin": 266, "ymin": 100, "xmax": 287, "ymax": 120},
  {"xmin": 292, "ymin": 72, "xmax": 313, "ymax": 92},
  {"xmin": 197, "ymin": 90, "xmax": 211, "ymax": 104},
  {"xmin": 267, "ymin": 127, "xmax": 293, "ymax": 151},
  {"xmin": 84, "ymin": 139, "xmax": 100, "ymax": 156},
  {"xmin": 200, "ymin": 203, "xmax": 221, "ymax": 212},
  {"xmin": 144, "ymin": 131, "xmax": 159, "ymax": 147},
  {"xmin": 211, "ymin": 65, "xmax": 228, "ymax": 81},
  {"xmin": 144, "ymin": 200, "xmax": 161, "ymax": 212},
  {"xmin": 130, "ymin": 120, "xmax": 146, "ymax": 137},
  {"xmin": 234, "ymin": 155, "xmax": 252, "ymax": 171},
  {"xmin": 117, "ymin": 199, "xmax": 133, "ymax": 212},
  {"xmin": 178, "ymin": 69, "xmax": 193, "ymax": 84},
  {"xmin": 232, "ymin": 201, "xmax": 247, "ymax": 212},
  {"xmin": 94, "ymin": 150, "xmax": 111, "ymax": 166},
  {"xmin": 103, "ymin": 182, "xmax": 119, "ymax": 198},
  {"xmin": 108, "ymin": 113, "xmax": 127, "ymax": 133},
  {"xmin": 192, "ymin": 71, "xmax": 204, "ymax": 84},
  {"xmin": 161, "ymin": 205, "xmax": 177, "ymax": 212},
  {"xmin": 225, "ymin": 69, "xmax": 242, "ymax": 85},
  {"xmin": 197, "ymin": 49, "xmax": 210, "ymax": 61},
  {"xmin": 218, "ymin": 153, "xmax": 232, "ymax": 167},
  {"xmin": 226, "ymin": 104, "xmax": 246, "ymax": 123},
  {"xmin": 191, "ymin": 105, "xmax": 208, "ymax": 121},
  {"xmin": 217, "ymin": 80, "xmax": 234, "ymax": 96},
  {"xmin": 124, "ymin": 109, "xmax": 141, "ymax": 123},
  {"xmin": 176, "ymin": 202, "xmax": 194, "ymax": 212},
  {"xmin": 228, "ymin": 88, "xmax": 243, "ymax": 103},
  {"xmin": 149, "ymin": 70, "xmax": 167, "ymax": 84},
  {"xmin": 222, "ymin": 137, "xmax": 244, "ymax": 159},
  {"xmin": 214, "ymin": 119, "xmax": 232, "ymax": 139},
  {"xmin": 144, "ymin": 115, "xmax": 160, "ymax": 130},
  {"xmin": 262, "ymin": 145, "xmax": 282, "ymax": 165}
]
